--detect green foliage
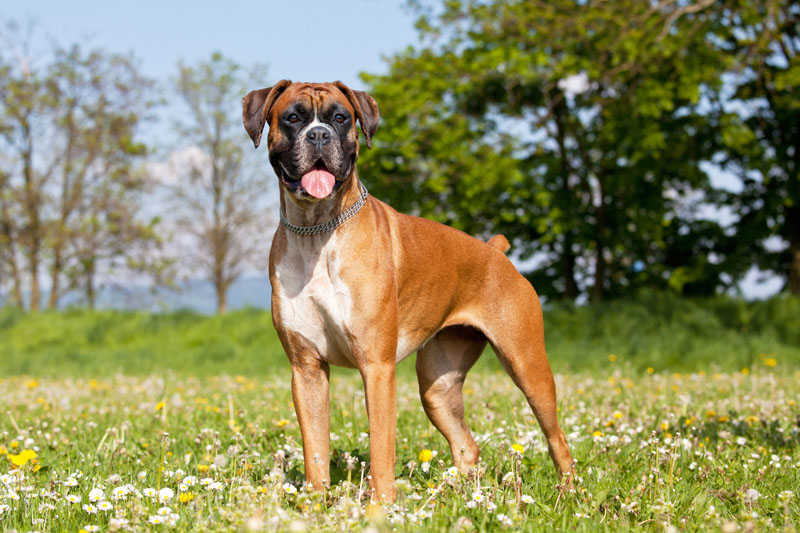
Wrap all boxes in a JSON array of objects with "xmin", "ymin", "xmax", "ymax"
[
  {"xmin": 543, "ymin": 291, "xmax": 800, "ymax": 373},
  {"xmin": 359, "ymin": 0, "xmax": 800, "ymax": 300},
  {"xmin": 0, "ymin": 308, "xmax": 285, "ymax": 377},
  {"xmin": 360, "ymin": 0, "xmax": 736, "ymax": 301},
  {"xmin": 708, "ymin": 1, "xmax": 800, "ymax": 293},
  {"xmin": 1, "ymin": 293, "xmax": 797, "ymax": 378}
]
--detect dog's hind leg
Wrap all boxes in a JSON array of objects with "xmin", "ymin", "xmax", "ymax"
[
  {"xmin": 487, "ymin": 305, "xmax": 574, "ymax": 483},
  {"xmin": 416, "ymin": 326, "xmax": 485, "ymax": 472}
]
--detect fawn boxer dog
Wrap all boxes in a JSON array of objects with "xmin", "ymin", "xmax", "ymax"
[{"xmin": 242, "ymin": 80, "xmax": 573, "ymax": 502}]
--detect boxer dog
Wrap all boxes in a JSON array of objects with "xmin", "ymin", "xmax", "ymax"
[{"xmin": 242, "ymin": 80, "xmax": 573, "ymax": 502}]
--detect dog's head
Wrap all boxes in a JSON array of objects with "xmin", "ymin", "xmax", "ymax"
[{"xmin": 242, "ymin": 80, "xmax": 379, "ymax": 201}]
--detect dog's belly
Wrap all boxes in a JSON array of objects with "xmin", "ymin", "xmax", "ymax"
[{"xmin": 274, "ymin": 237, "xmax": 359, "ymax": 368}]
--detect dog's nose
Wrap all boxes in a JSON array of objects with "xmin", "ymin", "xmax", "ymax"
[{"xmin": 306, "ymin": 126, "xmax": 331, "ymax": 151}]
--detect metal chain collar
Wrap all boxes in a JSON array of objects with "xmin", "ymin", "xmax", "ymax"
[{"xmin": 279, "ymin": 183, "xmax": 369, "ymax": 236}]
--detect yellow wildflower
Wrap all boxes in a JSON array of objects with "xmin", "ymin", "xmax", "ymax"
[
  {"xmin": 764, "ymin": 358, "xmax": 777, "ymax": 367},
  {"xmin": 647, "ymin": 367, "xmax": 654, "ymax": 374},
  {"xmin": 276, "ymin": 419, "xmax": 290, "ymax": 428},
  {"xmin": 511, "ymin": 443, "xmax": 525, "ymax": 454},
  {"xmin": 608, "ymin": 354, "xmax": 617, "ymax": 362},
  {"xmin": 179, "ymin": 492, "xmax": 194, "ymax": 503},
  {"xmin": 418, "ymin": 449, "xmax": 433, "ymax": 462},
  {"xmin": 197, "ymin": 464, "xmax": 210, "ymax": 473},
  {"xmin": 155, "ymin": 401, "xmax": 165, "ymax": 411},
  {"xmin": 8, "ymin": 449, "xmax": 36, "ymax": 466},
  {"xmin": 741, "ymin": 367, "xmax": 750, "ymax": 375}
]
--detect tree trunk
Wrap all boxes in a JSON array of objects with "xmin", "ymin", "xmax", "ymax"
[
  {"xmin": 9, "ymin": 256, "xmax": 25, "ymax": 308},
  {"xmin": 85, "ymin": 258, "xmax": 96, "ymax": 310},
  {"xmin": 0, "ymin": 216, "xmax": 24, "ymax": 307},
  {"xmin": 22, "ymin": 123, "xmax": 41, "ymax": 311},
  {"xmin": 789, "ymin": 206, "xmax": 800, "ymax": 295},
  {"xmin": 216, "ymin": 279, "xmax": 228, "ymax": 314},
  {"xmin": 592, "ymin": 179, "xmax": 607, "ymax": 302},
  {"xmin": 553, "ymin": 94, "xmax": 580, "ymax": 300},
  {"xmin": 48, "ymin": 250, "xmax": 63, "ymax": 309},
  {"xmin": 790, "ymin": 246, "xmax": 800, "ymax": 295},
  {"xmin": 49, "ymin": 118, "xmax": 78, "ymax": 310},
  {"xmin": 562, "ymin": 234, "xmax": 579, "ymax": 300}
]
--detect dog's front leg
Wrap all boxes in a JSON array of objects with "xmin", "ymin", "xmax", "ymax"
[
  {"xmin": 361, "ymin": 361, "xmax": 397, "ymax": 503},
  {"xmin": 291, "ymin": 357, "xmax": 331, "ymax": 490}
]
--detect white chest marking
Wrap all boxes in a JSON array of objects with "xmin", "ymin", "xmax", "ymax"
[{"xmin": 275, "ymin": 233, "xmax": 355, "ymax": 365}]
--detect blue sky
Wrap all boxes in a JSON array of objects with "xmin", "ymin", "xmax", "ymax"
[{"xmin": 5, "ymin": 0, "xmax": 419, "ymax": 88}]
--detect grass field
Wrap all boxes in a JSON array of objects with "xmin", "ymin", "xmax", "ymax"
[{"xmin": 1, "ymin": 292, "xmax": 798, "ymax": 531}]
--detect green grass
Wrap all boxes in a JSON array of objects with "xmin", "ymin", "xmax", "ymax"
[
  {"xmin": 0, "ymin": 291, "xmax": 798, "ymax": 377},
  {"xmin": 0, "ymin": 292, "xmax": 798, "ymax": 530}
]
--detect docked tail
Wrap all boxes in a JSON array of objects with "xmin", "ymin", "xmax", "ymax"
[{"xmin": 487, "ymin": 234, "xmax": 510, "ymax": 253}]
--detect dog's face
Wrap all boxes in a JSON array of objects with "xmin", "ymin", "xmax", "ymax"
[{"xmin": 243, "ymin": 81, "xmax": 379, "ymax": 201}]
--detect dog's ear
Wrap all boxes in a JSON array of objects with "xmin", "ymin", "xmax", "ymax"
[
  {"xmin": 242, "ymin": 79, "xmax": 292, "ymax": 148},
  {"xmin": 333, "ymin": 81, "xmax": 380, "ymax": 149}
]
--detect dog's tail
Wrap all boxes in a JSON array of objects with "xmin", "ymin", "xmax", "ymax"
[{"xmin": 487, "ymin": 234, "xmax": 510, "ymax": 253}]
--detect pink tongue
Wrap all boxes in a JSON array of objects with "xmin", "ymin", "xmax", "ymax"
[{"xmin": 301, "ymin": 169, "xmax": 336, "ymax": 199}]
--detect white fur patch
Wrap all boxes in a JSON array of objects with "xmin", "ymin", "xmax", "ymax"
[
  {"xmin": 298, "ymin": 111, "xmax": 334, "ymax": 141},
  {"xmin": 275, "ymin": 232, "xmax": 357, "ymax": 367}
]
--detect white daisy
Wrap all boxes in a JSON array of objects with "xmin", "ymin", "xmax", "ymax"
[
  {"xmin": 98, "ymin": 501, "xmax": 113, "ymax": 511},
  {"xmin": 158, "ymin": 487, "xmax": 174, "ymax": 502}
]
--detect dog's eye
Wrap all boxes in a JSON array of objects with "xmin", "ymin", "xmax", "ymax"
[
  {"xmin": 287, "ymin": 113, "xmax": 299, "ymax": 124},
  {"xmin": 334, "ymin": 114, "xmax": 347, "ymax": 124}
]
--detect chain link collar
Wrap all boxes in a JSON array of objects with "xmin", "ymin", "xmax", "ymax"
[{"xmin": 279, "ymin": 183, "xmax": 368, "ymax": 236}]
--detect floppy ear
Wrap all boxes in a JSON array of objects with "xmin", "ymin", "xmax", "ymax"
[
  {"xmin": 242, "ymin": 79, "xmax": 292, "ymax": 148},
  {"xmin": 333, "ymin": 81, "xmax": 380, "ymax": 149}
]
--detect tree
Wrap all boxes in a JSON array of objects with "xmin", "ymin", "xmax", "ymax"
[
  {"xmin": 360, "ymin": 0, "xmax": 735, "ymax": 301},
  {"xmin": 44, "ymin": 44, "xmax": 159, "ymax": 308},
  {"xmin": 710, "ymin": 0, "xmax": 800, "ymax": 294},
  {"xmin": 170, "ymin": 52, "xmax": 271, "ymax": 314},
  {"xmin": 0, "ymin": 21, "xmax": 161, "ymax": 309},
  {"xmin": 0, "ymin": 20, "xmax": 48, "ymax": 310}
]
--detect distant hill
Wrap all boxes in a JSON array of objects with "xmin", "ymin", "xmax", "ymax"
[{"xmin": 6, "ymin": 277, "xmax": 272, "ymax": 313}]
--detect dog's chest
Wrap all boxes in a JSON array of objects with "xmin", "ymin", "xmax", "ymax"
[{"xmin": 274, "ymin": 235, "xmax": 356, "ymax": 365}]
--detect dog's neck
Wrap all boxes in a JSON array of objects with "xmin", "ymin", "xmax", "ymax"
[{"xmin": 279, "ymin": 170, "xmax": 363, "ymax": 229}]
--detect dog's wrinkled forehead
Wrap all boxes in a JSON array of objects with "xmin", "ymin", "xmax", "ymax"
[{"xmin": 269, "ymin": 83, "xmax": 354, "ymax": 122}]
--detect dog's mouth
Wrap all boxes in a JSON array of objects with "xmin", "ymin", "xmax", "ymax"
[{"xmin": 278, "ymin": 159, "xmax": 343, "ymax": 199}]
